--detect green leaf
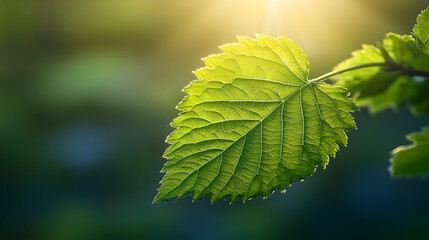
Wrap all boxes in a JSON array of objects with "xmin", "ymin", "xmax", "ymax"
[
  {"xmin": 154, "ymin": 35, "xmax": 357, "ymax": 203},
  {"xmin": 332, "ymin": 33, "xmax": 429, "ymax": 114},
  {"xmin": 391, "ymin": 127, "xmax": 429, "ymax": 177},
  {"xmin": 414, "ymin": 7, "xmax": 429, "ymax": 56}
]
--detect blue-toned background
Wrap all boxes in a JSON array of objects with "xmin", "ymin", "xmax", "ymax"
[{"xmin": 1, "ymin": 0, "xmax": 428, "ymax": 239}]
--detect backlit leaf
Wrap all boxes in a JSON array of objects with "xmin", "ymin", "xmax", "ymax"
[{"xmin": 154, "ymin": 35, "xmax": 357, "ymax": 203}]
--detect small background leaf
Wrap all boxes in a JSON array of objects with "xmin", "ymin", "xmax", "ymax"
[
  {"xmin": 414, "ymin": 7, "xmax": 429, "ymax": 56},
  {"xmin": 391, "ymin": 126, "xmax": 429, "ymax": 177}
]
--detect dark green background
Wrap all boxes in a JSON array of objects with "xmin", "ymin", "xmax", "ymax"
[{"xmin": 1, "ymin": 0, "xmax": 428, "ymax": 239}]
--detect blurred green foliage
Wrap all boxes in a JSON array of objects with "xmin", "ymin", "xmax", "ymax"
[{"xmin": 1, "ymin": 0, "xmax": 429, "ymax": 239}]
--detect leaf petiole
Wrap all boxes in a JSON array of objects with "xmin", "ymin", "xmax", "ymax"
[{"xmin": 310, "ymin": 62, "xmax": 387, "ymax": 83}]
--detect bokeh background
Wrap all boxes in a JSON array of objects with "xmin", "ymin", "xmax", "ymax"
[{"xmin": 1, "ymin": 0, "xmax": 429, "ymax": 239}]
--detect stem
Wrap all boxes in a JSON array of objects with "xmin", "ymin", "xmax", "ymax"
[{"xmin": 310, "ymin": 62, "xmax": 387, "ymax": 82}]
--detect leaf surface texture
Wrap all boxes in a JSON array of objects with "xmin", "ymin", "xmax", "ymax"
[{"xmin": 154, "ymin": 35, "xmax": 357, "ymax": 203}]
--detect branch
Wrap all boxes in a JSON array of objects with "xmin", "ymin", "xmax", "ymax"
[{"xmin": 310, "ymin": 62, "xmax": 429, "ymax": 83}]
